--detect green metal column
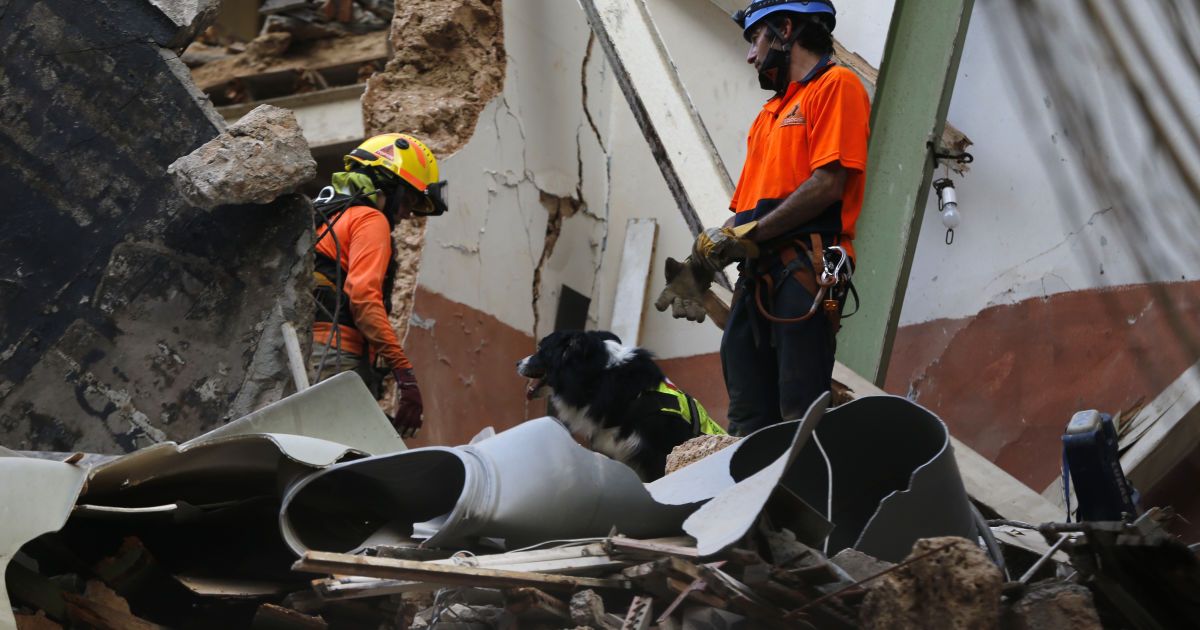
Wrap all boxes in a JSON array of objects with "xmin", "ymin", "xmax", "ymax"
[{"xmin": 836, "ymin": 0, "xmax": 976, "ymax": 385}]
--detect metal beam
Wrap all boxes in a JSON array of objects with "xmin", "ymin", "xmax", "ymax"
[
  {"xmin": 577, "ymin": 0, "xmax": 734, "ymax": 237},
  {"xmin": 836, "ymin": 0, "xmax": 976, "ymax": 385}
]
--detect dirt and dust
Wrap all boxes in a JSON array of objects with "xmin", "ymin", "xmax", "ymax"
[
  {"xmin": 360, "ymin": 0, "xmax": 505, "ymax": 352},
  {"xmin": 860, "ymin": 536, "xmax": 1004, "ymax": 630},
  {"xmin": 189, "ymin": 30, "xmax": 389, "ymax": 93},
  {"xmin": 665, "ymin": 434, "xmax": 741, "ymax": 475}
]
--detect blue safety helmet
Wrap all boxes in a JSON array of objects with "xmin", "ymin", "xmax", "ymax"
[{"xmin": 732, "ymin": 0, "xmax": 836, "ymax": 41}]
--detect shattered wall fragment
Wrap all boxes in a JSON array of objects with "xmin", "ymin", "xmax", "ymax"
[
  {"xmin": 0, "ymin": 0, "xmax": 311, "ymax": 451},
  {"xmin": 168, "ymin": 104, "xmax": 317, "ymax": 209},
  {"xmin": 360, "ymin": 0, "xmax": 506, "ymax": 343}
]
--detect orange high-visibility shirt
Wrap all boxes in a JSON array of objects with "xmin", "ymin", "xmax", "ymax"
[
  {"xmin": 313, "ymin": 205, "xmax": 412, "ymax": 370},
  {"xmin": 730, "ymin": 63, "xmax": 870, "ymax": 259}
]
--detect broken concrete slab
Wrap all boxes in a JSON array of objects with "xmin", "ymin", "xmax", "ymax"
[
  {"xmin": 1006, "ymin": 580, "xmax": 1102, "ymax": 630},
  {"xmin": 665, "ymin": 434, "xmax": 739, "ymax": 475},
  {"xmin": 860, "ymin": 537, "xmax": 1003, "ymax": 630},
  {"xmin": 168, "ymin": 104, "xmax": 317, "ymax": 209},
  {"xmin": 146, "ymin": 0, "xmax": 221, "ymax": 49},
  {"xmin": 830, "ymin": 548, "xmax": 896, "ymax": 582},
  {"xmin": 0, "ymin": 0, "xmax": 312, "ymax": 452}
]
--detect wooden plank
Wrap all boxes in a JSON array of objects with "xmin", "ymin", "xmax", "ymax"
[
  {"xmin": 1118, "ymin": 361, "xmax": 1200, "ymax": 491},
  {"xmin": 504, "ymin": 588, "xmax": 571, "ymax": 624},
  {"xmin": 832, "ymin": 362, "xmax": 1062, "ymax": 525},
  {"xmin": 294, "ymin": 551, "xmax": 630, "ymax": 592},
  {"xmin": 251, "ymin": 603, "xmax": 328, "ymax": 630},
  {"xmin": 607, "ymin": 536, "xmax": 698, "ymax": 560},
  {"xmin": 609, "ymin": 219, "xmax": 658, "ymax": 345},
  {"xmin": 313, "ymin": 543, "xmax": 622, "ymax": 601}
]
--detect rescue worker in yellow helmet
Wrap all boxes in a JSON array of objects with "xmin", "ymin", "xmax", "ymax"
[{"xmin": 309, "ymin": 133, "xmax": 448, "ymax": 438}]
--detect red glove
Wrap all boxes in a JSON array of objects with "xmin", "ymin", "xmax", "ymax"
[{"xmin": 392, "ymin": 368, "xmax": 424, "ymax": 438}]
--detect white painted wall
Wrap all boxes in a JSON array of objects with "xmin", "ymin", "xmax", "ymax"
[
  {"xmin": 894, "ymin": 1, "xmax": 1200, "ymax": 324},
  {"xmin": 418, "ymin": 0, "xmax": 1200, "ymax": 359}
]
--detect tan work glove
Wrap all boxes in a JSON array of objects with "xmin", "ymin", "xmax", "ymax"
[
  {"xmin": 654, "ymin": 256, "xmax": 715, "ymax": 323},
  {"xmin": 692, "ymin": 222, "xmax": 760, "ymax": 271}
]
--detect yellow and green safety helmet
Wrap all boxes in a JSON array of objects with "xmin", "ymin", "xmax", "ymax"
[{"xmin": 344, "ymin": 133, "xmax": 448, "ymax": 216}]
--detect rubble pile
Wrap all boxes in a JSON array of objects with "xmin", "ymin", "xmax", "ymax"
[{"xmin": 4, "ymin": 377, "xmax": 1199, "ymax": 628}]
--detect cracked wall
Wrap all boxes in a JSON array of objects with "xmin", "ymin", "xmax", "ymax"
[{"xmin": 0, "ymin": 0, "xmax": 310, "ymax": 452}]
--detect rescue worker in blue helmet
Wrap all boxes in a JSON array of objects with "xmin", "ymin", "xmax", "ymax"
[{"xmin": 658, "ymin": 0, "xmax": 871, "ymax": 436}]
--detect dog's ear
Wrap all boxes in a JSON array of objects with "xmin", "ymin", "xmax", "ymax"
[{"xmin": 596, "ymin": 331, "xmax": 622, "ymax": 345}]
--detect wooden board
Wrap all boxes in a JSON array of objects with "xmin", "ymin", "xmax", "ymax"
[
  {"xmin": 294, "ymin": 552, "xmax": 630, "ymax": 592},
  {"xmin": 609, "ymin": 219, "xmax": 658, "ymax": 346}
]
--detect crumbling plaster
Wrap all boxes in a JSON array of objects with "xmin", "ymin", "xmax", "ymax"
[
  {"xmin": 418, "ymin": 0, "xmax": 767, "ymax": 360},
  {"xmin": 420, "ymin": 0, "xmax": 1200, "ymax": 361}
]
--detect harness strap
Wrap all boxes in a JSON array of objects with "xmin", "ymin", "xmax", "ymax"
[
  {"xmin": 685, "ymin": 394, "xmax": 702, "ymax": 437},
  {"xmin": 752, "ymin": 234, "xmax": 834, "ymax": 325}
]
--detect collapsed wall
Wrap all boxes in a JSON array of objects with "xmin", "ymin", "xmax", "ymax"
[
  {"xmin": 0, "ymin": 0, "xmax": 311, "ymax": 452},
  {"xmin": 360, "ymin": 0, "xmax": 505, "ymax": 342}
]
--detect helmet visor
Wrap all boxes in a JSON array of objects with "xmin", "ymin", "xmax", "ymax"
[{"xmin": 415, "ymin": 180, "xmax": 449, "ymax": 216}]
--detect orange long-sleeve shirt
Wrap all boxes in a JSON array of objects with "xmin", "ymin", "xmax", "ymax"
[{"xmin": 313, "ymin": 205, "xmax": 412, "ymax": 370}]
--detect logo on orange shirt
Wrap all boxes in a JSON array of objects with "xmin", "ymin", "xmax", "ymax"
[{"xmin": 781, "ymin": 104, "xmax": 806, "ymax": 127}]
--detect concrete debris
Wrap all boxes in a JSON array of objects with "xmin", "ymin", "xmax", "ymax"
[
  {"xmin": 665, "ymin": 434, "xmax": 740, "ymax": 475},
  {"xmin": 147, "ymin": 0, "xmax": 221, "ymax": 49},
  {"xmin": 860, "ymin": 536, "xmax": 1003, "ymax": 630},
  {"xmin": 189, "ymin": 30, "xmax": 389, "ymax": 105},
  {"xmin": 262, "ymin": 0, "xmax": 393, "ymax": 42},
  {"xmin": 1006, "ymin": 580, "xmax": 1102, "ymax": 630},
  {"xmin": 1, "ymin": 0, "xmax": 310, "ymax": 454},
  {"xmin": 6, "ymin": 382, "xmax": 1082, "ymax": 630},
  {"xmin": 831, "ymin": 548, "xmax": 897, "ymax": 582},
  {"xmin": 1049, "ymin": 509, "xmax": 1200, "ymax": 627},
  {"xmin": 168, "ymin": 104, "xmax": 317, "ymax": 208}
]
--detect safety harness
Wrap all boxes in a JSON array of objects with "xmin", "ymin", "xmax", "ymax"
[
  {"xmin": 630, "ymin": 380, "xmax": 727, "ymax": 437},
  {"xmin": 751, "ymin": 233, "xmax": 857, "ymax": 333},
  {"xmin": 311, "ymin": 191, "xmax": 398, "ymax": 332}
]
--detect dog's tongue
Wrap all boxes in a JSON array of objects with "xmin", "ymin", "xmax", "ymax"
[{"xmin": 525, "ymin": 378, "xmax": 544, "ymax": 400}]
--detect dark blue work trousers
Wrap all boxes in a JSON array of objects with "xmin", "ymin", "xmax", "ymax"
[{"xmin": 720, "ymin": 255, "xmax": 836, "ymax": 437}]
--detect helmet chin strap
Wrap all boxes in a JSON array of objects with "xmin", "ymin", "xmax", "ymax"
[{"xmin": 758, "ymin": 20, "xmax": 800, "ymax": 93}]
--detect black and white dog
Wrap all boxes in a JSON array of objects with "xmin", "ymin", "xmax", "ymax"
[{"xmin": 516, "ymin": 330, "xmax": 708, "ymax": 481}]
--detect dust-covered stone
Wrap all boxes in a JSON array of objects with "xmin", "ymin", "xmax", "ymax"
[
  {"xmin": 1005, "ymin": 580, "xmax": 1101, "ymax": 630},
  {"xmin": 860, "ymin": 536, "xmax": 1003, "ymax": 630},
  {"xmin": 168, "ymin": 104, "xmax": 316, "ymax": 208},
  {"xmin": 665, "ymin": 434, "xmax": 740, "ymax": 474},
  {"xmin": 832, "ymin": 548, "xmax": 896, "ymax": 582}
]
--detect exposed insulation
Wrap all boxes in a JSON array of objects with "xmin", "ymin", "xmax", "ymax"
[{"xmin": 360, "ymin": 0, "xmax": 505, "ymax": 362}]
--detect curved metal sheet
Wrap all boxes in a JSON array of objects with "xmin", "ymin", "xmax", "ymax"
[
  {"xmin": 279, "ymin": 417, "xmax": 692, "ymax": 555},
  {"xmin": 784, "ymin": 395, "xmax": 976, "ymax": 562},
  {"xmin": 0, "ymin": 458, "xmax": 87, "ymax": 629},
  {"xmin": 681, "ymin": 392, "xmax": 831, "ymax": 556}
]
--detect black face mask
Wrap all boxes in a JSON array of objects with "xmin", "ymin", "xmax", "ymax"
[
  {"xmin": 757, "ymin": 44, "xmax": 790, "ymax": 92},
  {"xmin": 756, "ymin": 22, "xmax": 796, "ymax": 93}
]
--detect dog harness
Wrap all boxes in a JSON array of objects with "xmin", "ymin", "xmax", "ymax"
[{"xmin": 651, "ymin": 380, "xmax": 727, "ymax": 437}]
